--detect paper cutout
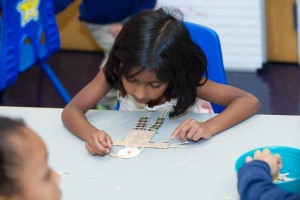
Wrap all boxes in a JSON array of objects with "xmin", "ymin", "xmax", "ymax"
[
  {"xmin": 113, "ymin": 110, "xmax": 185, "ymax": 154},
  {"xmin": 273, "ymin": 172, "xmax": 295, "ymax": 183},
  {"xmin": 117, "ymin": 147, "xmax": 141, "ymax": 158}
]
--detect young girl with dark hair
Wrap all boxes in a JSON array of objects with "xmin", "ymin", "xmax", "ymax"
[{"xmin": 62, "ymin": 8, "xmax": 260, "ymax": 156}]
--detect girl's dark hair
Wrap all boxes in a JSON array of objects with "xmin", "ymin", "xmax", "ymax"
[
  {"xmin": 0, "ymin": 117, "xmax": 26, "ymax": 196},
  {"xmin": 104, "ymin": 7, "xmax": 208, "ymax": 117}
]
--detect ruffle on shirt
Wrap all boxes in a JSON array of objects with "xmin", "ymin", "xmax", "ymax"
[
  {"xmin": 117, "ymin": 91, "xmax": 214, "ymax": 114},
  {"xmin": 118, "ymin": 92, "xmax": 176, "ymax": 112}
]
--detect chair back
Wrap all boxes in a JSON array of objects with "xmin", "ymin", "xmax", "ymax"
[
  {"xmin": 185, "ymin": 22, "xmax": 227, "ymax": 113},
  {"xmin": 0, "ymin": 0, "xmax": 60, "ymax": 90}
]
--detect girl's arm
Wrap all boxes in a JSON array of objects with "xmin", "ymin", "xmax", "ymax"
[
  {"xmin": 61, "ymin": 69, "xmax": 112, "ymax": 142},
  {"xmin": 172, "ymin": 78, "xmax": 260, "ymax": 141},
  {"xmin": 198, "ymin": 79, "xmax": 260, "ymax": 134}
]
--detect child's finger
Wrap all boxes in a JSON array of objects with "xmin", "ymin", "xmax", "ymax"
[
  {"xmin": 178, "ymin": 131, "xmax": 187, "ymax": 142},
  {"xmin": 273, "ymin": 154, "xmax": 282, "ymax": 165},
  {"xmin": 97, "ymin": 132, "xmax": 110, "ymax": 148},
  {"xmin": 192, "ymin": 133, "xmax": 202, "ymax": 142},
  {"xmin": 246, "ymin": 156, "xmax": 253, "ymax": 162},
  {"xmin": 186, "ymin": 126, "xmax": 197, "ymax": 140},
  {"xmin": 171, "ymin": 119, "xmax": 191, "ymax": 138},
  {"xmin": 93, "ymin": 141, "xmax": 110, "ymax": 154},
  {"xmin": 254, "ymin": 150, "xmax": 262, "ymax": 158},
  {"xmin": 105, "ymin": 135, "xmax": 113, "ymax": 149},
  {"xmin": 262, "ymin": 148, "xmax": 271, "ymax": 155},
  {"xmin": 91, "ymin": 134, "xmax": 110, "ymax": 154},
  {"xmin": 85, "ymin": 143, "xmax": 96, "ymax": 155}
]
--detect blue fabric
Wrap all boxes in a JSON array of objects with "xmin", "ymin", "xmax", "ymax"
[
  {"xmin": 52, "ymin": 0, "xmax": 157, "ymax": 24},
  {"xmin": 238, "ymin": 160, "xmax": 300, "ymax": 200},
  {"xmin": 184, "ymin": 22, "xmax": 227, "ymax": 113}
]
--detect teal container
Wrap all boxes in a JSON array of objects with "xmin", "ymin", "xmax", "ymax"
[{"xmin": 235, "ymin": 146, "xmax": 300, "ymax": 193}]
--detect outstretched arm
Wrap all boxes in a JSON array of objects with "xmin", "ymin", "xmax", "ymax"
[
  {"xmin": 238, "ymin": 149, "xmax": 299, "ymax": 200},
  {"xmin": 61, "ymin": 69, "xmax": 113, "ymax": 155},
  {"xmin": 172, "ymin": 79, "xmax": 260, "ymax": 141}
]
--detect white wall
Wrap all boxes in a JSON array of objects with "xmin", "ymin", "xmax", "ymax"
[{"xmin": 157, "ymin": 0, "xmax": 266, "ymax": 72}]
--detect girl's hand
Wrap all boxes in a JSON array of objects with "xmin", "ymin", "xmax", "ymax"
[
  {"xmin": 85, "ymin": 130, "xmax": 113, "ymax": 155},
  {"xmin": 246, "ymin": 148, "xmax": 282, "ymax": 177},
  {"xmin": 171, "ymin": 119, "xmax": 213, "ymax": 142}
]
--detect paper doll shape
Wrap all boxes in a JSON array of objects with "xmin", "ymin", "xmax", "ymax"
[{"xmin": 113, "ymin": 110, "xmax": 183, "ymax": 149}]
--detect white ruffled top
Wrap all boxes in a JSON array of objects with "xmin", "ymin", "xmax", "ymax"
[{"xmin": 117, "ymin": 91, "xmax": 214, "ymax": 114}]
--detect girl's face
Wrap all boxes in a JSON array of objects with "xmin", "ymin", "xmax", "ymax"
[
  {"xmin": 122, "ymin": 67, "xmax": 169, "ymax": 106},
  {"xmin": 12, "ymin": 128, "xmax": 61, "ymax": 200}
]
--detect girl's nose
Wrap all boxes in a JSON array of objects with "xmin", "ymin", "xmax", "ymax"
[
  {"xmin": 134, "ymin": 85, "xmax": 146, "ymax": 99},
  {"xmin": 53, "ymin": 170, "xmax": 61, "ymax": 185}
]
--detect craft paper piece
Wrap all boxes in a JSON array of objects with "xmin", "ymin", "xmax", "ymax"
[
  {"xmin": 117, "ymin": 147, "xmax": 141, "ymax": 158},
  {"xmin": 113, "ymin": 110, "xmax": 186, "ymax": 157}
]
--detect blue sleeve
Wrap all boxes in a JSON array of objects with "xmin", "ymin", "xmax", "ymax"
[
  {"xmin": 129, "ymin": 0, "xmax": 157, "ymax": 16},
  {"xmin": 238, "ymin": 160, "xmax": 300, "ymax": 200},
  {"xmin": 51, "ymin": 0, "xmax": 74, "ymax": 14}
]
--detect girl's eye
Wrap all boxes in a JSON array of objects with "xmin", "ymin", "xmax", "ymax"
[
  {"xmin": 150, "ymin": 84, "xmax": 162, "ymax": 89},
  {"xmin": 126, "ymin": 77, "xmax": 136, "ymax": 83}
]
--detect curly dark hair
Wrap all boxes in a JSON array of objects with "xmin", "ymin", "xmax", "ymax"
[
  {"xmin": 0, "ymin": 117, "xmax": 26, "ymax": 196},
  {"xmin": 104, "ymin": 8, "xmax": 207, "ymax": 117}
]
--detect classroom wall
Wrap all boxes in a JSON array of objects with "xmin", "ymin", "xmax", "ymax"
[{"xmin": 56, "ymin": 0, "xmax": 299, "ymax": 70}]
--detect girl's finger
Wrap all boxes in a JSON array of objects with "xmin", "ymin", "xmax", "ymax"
[
  {"xmin": 85, "ymin": 143, "xmax": 96, "ymax": 155},
  {"xmin": 178, "ymin": 131, "xmax": 186, "ymax": 142},
  {"xmin": 186, "ymin": 127, "xmax": 197, "ymax": 140},
  {"xmin": 192, "ymin": 132, "xmax": 202, "ymax": 141},
  {"xmin": 97, "ymin": 133, "xmax": 110, "ymax": 149},
  {"xmin": 105, "ymin": 135, "xmax": 113, "ymax": 149},
  {"xmin": 171, "ymin": 119, "xmax": 191, "ymax": 138},
  {"xmin": 90, "ymin": 134, "xmax": 109, "ymax": 155}
]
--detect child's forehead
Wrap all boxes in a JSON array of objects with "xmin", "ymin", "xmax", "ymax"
[
  {"xmin": 127, "ymin": 67, "xmax": 157, "ymax": 76},
  {"xmin": 10, "ymin": 127, "xmax": 46, "ymax": 155},
  {"xmin": 128, "ymin": 67, "xmax": 160, "ymax": 79}
]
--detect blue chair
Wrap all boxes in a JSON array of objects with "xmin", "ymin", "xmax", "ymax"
[
  {"xmin": 0, "ymin": 0, "xmax": 71, "ymax": 103},
  {"xmin": 185, "ymin": 21, "xmax": 227, "ymax": 113}
]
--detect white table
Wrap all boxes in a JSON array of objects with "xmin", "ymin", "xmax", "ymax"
[{"xmin": 1, "ymin": 106, "xmax": 299, "ymax": 200}]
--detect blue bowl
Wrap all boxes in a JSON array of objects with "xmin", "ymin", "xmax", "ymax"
[{"xmin": 235, "ymin": 146, "xmax": 300, "ymax": 193}]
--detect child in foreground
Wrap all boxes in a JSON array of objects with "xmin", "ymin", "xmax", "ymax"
[
  {"xmin": 0, "ymin": 117, "xmax": 61, "ymax": 200},
  {"xmin": 62, "ymin": 8, "xmax": 260, "ymax": 156},
  {"xmin": 238, "ymin": 148, "xmax": 300, "ymax": 200}
]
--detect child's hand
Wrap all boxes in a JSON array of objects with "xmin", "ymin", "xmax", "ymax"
[
  {"xmin": 245, "ymin": 148, "xmax": 282, "ymax": 177},
  {"xmin": 85, "ymin": 130, "xmax": 113, "ymax": 155},
  {"xmin": 171, "ymin": 119, "xmax": 213, "ymax": 142}
]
